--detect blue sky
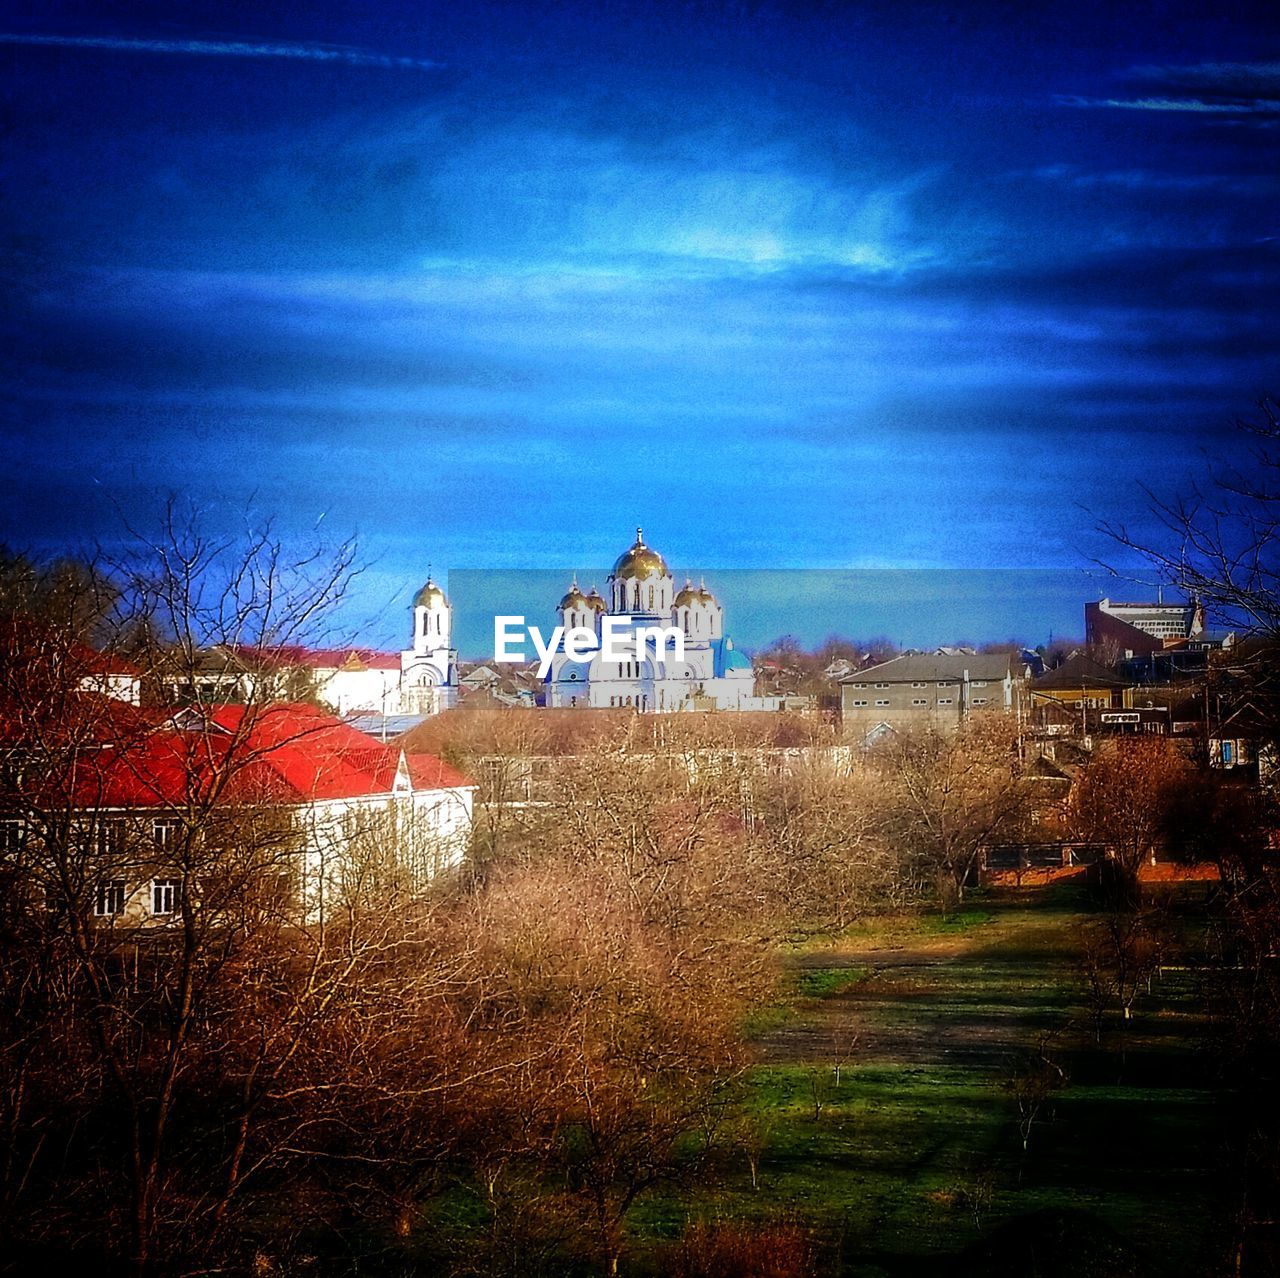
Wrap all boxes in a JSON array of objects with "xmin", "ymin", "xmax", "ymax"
[{"xmin": 1, "ymin": 1, "xmax": 1277, "ymax": 647}]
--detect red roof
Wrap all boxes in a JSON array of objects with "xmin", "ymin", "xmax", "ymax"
[
  {"xmin": 15, "ymin": 699, "xmax": 472, "ymax": 810},
  {"xmin": 1, "ymin": 616, "xmax": 140, "ymax": 678}
]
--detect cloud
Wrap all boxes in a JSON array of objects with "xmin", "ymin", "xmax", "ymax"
[
  {"xmin": 1026, "ymin": 163, "xmax": 1280, "ymax": 196},
  {"xmin": 1127, "ymin": 61, "xmax": 1280, "ymax": 96},
  {"xmin": 0, "ymin": 31, "xmax": 442, "ymax": 71},
  {"xmin": 1054, "ymin": 94, "xmax": 1276, "ymax": 115},
  {"xmin": 1055, "ymin": 59, "xmax": 1280, "ymax": 123}
]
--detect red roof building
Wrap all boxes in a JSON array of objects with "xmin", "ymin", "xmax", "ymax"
[{"xmin": 1, "ymin": 697, "xmax": 475, "ymax": 926}]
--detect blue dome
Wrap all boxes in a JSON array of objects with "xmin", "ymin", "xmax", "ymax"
[{"xmin": 712, "ymin": 638, "xmax": 752, "ymax": 677}]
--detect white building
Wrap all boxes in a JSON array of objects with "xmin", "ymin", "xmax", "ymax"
[
  {"xmin": 544, "ymin": 529, "xmax": 761, "ymax": 712},
  {"xmin": 399, "ymin": 576, "xmax": 458, "ymax": 714},
  {"xmin": 248, "ymin": 575, "xmax": 459, "ymax": 719},
  {"xmin": 0, "ymin": 701, "xmax": 475, "ymax": 929}
]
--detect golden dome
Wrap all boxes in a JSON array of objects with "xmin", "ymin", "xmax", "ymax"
[
  {"xmin": 696, "ymin": 577, "xmax": 718, "ymax": 605},
  {"xmin": 414, "ymin": 578, "xmax": 447, "ymax": 607},
  {"xmin": 674, "ymin": 578, "xmax": 700, "ymax": 607},
  {"xmin": 585, "ymin": 586, "xmax": 607, "ymax": 612},
  {"xmin": 611, "ymin": 527, "xmax": 669, "ymax": 581},
  {"xmin": 559, "ymin": 578, "xmax": 589, "ymax": 610}
]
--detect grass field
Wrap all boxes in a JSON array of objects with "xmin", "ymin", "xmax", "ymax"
[{"xmin": 631, "ymin": 882, "xmax": 1230, "ymax": 1276}]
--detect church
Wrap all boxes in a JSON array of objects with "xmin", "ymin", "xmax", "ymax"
[
  {"xmin": 399, "ymin": 576, "xmax": 459, "ymax": 714},
  {"xmin": 543, "ymin": 529, "xmax": 757, "ymax": 712}
]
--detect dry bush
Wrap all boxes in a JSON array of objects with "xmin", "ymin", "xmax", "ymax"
[{"xmin": 668, "ymin": 1217, "xmax": 820, "ymax": 1278}]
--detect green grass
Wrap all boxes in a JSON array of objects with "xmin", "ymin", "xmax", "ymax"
[
  {"xmin": 629, "ymin": 883, "xmax": 1229, "ymax": 1276},
  {"xmin": 919, "ymin": 907, "xmax": 994, "ymax": 935},
  {"xmin": 793, "ymin": 965, "xmax": 869, "ymax": 999}
]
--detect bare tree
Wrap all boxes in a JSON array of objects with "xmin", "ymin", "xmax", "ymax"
[
  {"xmin": 875, "ymin": 717, "xmax": 1030, "ymax": 913},
  {"xmin": 0, "ymin": 512, "xmax": 509, "ymax": 1273},
  {"xmin": 1067, "ymin": 737, "xmax": 1194, "ymax": 902},
  {"xmin": 1100, "ymin": 397, "xmax": 1280, "ymax": 643},
  {"xmin": 1005, "ymin": 1031, "xmax": 1068, "ymax": 1156}
]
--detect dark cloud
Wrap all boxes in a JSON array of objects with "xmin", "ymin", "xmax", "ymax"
[{"xmin": 0, "ymin": 1, "xmax": 1276, "ymax": 642}]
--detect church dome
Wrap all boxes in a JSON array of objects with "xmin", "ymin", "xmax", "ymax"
[
  {"xmin": 674, "ymin": 578, "xmax": 700, "ymax": 607},
  {"xmin": 559, "ymin": 579, "xmax": 589, "ymax": 610},
  {"xmin": 696, "ymin": 578, "xmax": 718, "ymax": 605},
  {"xmin": 415, "ymin": 578, "xmax": 447, "ymax": 607},
  {"xmin": 611, "ymin": 527, "xmax": 669, "ymax": 580},
  {"xmin": 585, "ymin": 587, "xmax": 607, "ymax": 611}
]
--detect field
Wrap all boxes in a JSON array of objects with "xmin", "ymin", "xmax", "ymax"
[{"xmin": 632, "ymin": 883, "xmax": 1231, "ymax": 1276}]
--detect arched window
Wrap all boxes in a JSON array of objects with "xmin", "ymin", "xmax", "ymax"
[{"xmin": 647, "ymin": 585, "xmax": 654, "ymax": 610}]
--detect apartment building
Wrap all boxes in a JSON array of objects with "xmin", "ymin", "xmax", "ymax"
[{"xmin": 839, "ymin": 652, "xmax": 1025, "ymax": 739}]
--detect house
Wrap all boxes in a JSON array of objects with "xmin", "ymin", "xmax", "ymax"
[
  {"xmin": 247, "ymin": 646, "xmax": 406, "ymax": 716},
  {"xmin": 0, "ymin": 698, "xmax": 475, "ymax": 927},
  {"xmin": 1031, "ymin": 652, "xmax": 1133, "ymax": 711},
  {"xmin": 839, "ymin": 652, "xmax": 1025, "ymax": 739},
  {"xmin": 0, "ymin": 616, "xmax": 142, "ymax": 704}
]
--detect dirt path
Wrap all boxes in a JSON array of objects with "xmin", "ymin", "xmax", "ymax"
[{"xmin": 754, "ymin": 917, "xmax": 1073, "ymax": 1069}]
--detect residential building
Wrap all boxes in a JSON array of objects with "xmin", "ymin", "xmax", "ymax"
[
  {"xmin": 1, "ymin": 698, "xmax": 474, "ymax": 927},
  {"xmin": 0, "ymin": 617, "xmax": 141, "ymax": 704},
  {"xmin": 839, "ymin": 652, "xmax": 1026, "ymax": 740}
]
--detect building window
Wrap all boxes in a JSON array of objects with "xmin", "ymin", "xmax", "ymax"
[
  {"xmin": 937, "ymin": 681, "xmax": 954, "ymax": 688},
  {"xmin": 153, "ymin": 819, "xmax": 181, "ymax": 851},
  {"xmin": 0, "ymin": 819, "xmax": 23, "ymax": 856},
  {"xmin": 874, "ymin": 682, "xmax": 890, "ymax": 689},
  {"xmin": 152, "ymin": 879, "xmax": 181, "ymax": 916},
  {"xmin": 849, "ymin": 683, "xmax": 866, "ymax": 689},
  {"xmin": 850, "ymin": 699, "xmax": 868, "ymax": 707},
  {"xmin": 972, "ymin": 681, "xmax": 988, "ymax": 688},
  {"xmin": 94, "ymin": 879, "xmax": 127, "ymax": 917},
  {"xmin": 938, "ymin": 698, "xmax": 954, "ymax": 705},
  {"xmin": 912, "ymin": 681, "xmax": 928, "ymax": 688},
  {"xmin": 875, "ymin": 699, "xmax": 890, "ymax": 707},
  {"xmin": 973, "ymin": 697, "xmax": 988, "ymax": 706},
  {"xmin": 95, "ymin": 818, "xmax": 125, "ymax": 858},
  {"xmin": 912, "ymin": 698, "xmax": 927, "ymax": 706}
]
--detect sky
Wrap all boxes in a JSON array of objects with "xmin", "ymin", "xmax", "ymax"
[{"xmin": 1, "ymin": 1, "xmax": 1277, "ymax": 649}]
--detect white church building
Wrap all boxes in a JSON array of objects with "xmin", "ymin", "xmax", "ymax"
[
  {"xmin": 544, "ymin": 529, "xmax": 760, "ymax": 712},
  {"xmin": 257, "ymin": 575, "xmax": 458, "ymax": 719},
  {"xmin": 398, "ymin": 576, "xmax": 458, "ymax": 714}
]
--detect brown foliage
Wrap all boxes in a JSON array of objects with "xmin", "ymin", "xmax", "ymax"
[
  {"xmin": 668, "ymin": 1218, "xmax": 820, "ymax": 1278},
  {"xmin": 1067, "ymin": 738, "xmax": 1195, "ymax": 881},
  {"xmin": 874, "ymin": 717, "xmax": 1029, "ymax": 911}
]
